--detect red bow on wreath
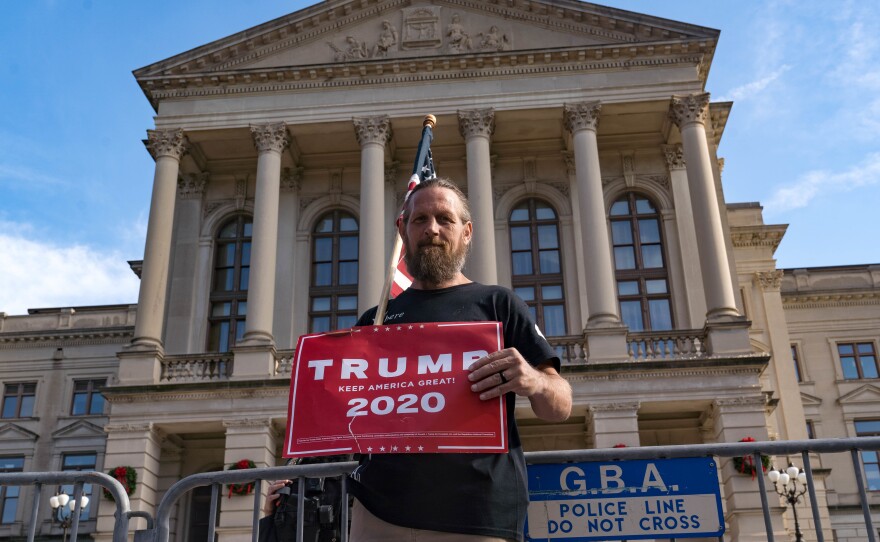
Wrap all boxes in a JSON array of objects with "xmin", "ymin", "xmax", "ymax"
[
  {"xmin": 103, "ymin": 466, "xmax": 137, "ymax": 501},
  {"xmin": 226, "ymin": 459, "xmax": 257, "ymax": 498},
  {"xmin": 732, "ymin": 437, "xmax": 771, "ymax": 480}
]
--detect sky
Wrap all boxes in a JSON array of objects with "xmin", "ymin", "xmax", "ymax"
[{"xmin": 1, "ymin": 0, "xmax": 878, "ymax": 316}]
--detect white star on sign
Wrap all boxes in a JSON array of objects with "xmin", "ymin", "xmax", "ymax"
[
  {"xmin": 380, "ymin": 446, "xmax": 386, "ymax": 452},
  {"xmin": 373, "ymin": 327, "xmax": 379, "ymax": 332},
  {"xmin": 396, "ymin": 326, "xmax": 402, "ymax": 330},
  {"xmin": 392, "ymin": 446, "xmax": 398, "ymax": 452},
  {"xmin": 405, "ymin": 446, "xmax": 411, "ymax": 452},
  {"xmin": 408, "ymin": 325, "xmax": 413, "ymax": 329},
  {"xmin": 367, "ymin": 447, "xmax": 373, "ymax": 452},
  {"xmin": 384, "ymin": 327, "xmax": 390, "ymax": 331},
  {"xmin": 418, "ymin": 446, "xmax": 424, "ymax": 451}
]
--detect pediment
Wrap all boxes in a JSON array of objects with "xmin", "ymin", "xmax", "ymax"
[
  {"xmin": 800, "ymin": 392, "xmax": 823, "ymax": 407},
  {"xmin": 0, "ymin": 423, "xmax": 39, "ymax": 443},
  {"xmin": 135, "ymin": 0, "xmax": 718, "ymax": 107},
  {"xmin": 52, "ymin": 419, "xmax": 106, "ymax": 440},
  {"xmin": 838, "ymin": 384, "xmax": 880, "ymax": 405}
]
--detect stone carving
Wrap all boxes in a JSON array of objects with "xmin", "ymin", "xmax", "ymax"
[
  {"xmin": 663, "ymin": 145, "xmax": 686, "ymax": 170},
  {"xmin": 146, "ymin": 129, "xmax": 188, "ymax": 160},
  {"xmin": 178, "ymin": 172, "xmax": 208, "ymax": 199},
  {"xmin": 329, "ymin": 36, "xmax": 368, "ymax": 61},
  {"xmin": 563, "ymin": 102, "xmax": 601, "ymax": 133},
  {"xmin": 353, "ymin": 116, "xmax": 392, "ymax": 146},
  {"xmin": 385, "ymin": 161, "xmax": 400, "ymax": 185},
  {"xmin": 281, "ymin": 167, "xmax": 303, "ymax": 193},
  {"xmin": 250, "ymin": 123, "xmax": 289, "ymax": 154},
  {"xmin": 373, "ymin": 20, "xmax": 398, "ymax": 57},
  {"xmin": 478, "ymin": 25, "xmax": 510, "ymax": 51},
  {"xmin": 235, "ymin": 177, "xmax": 247, "ymax": 210},
  {"xmin": 402, "ymin": 7, "xmax": 441, "ymax": 50},
  {"xmin": 561, "ymin": 151, "xmax": 575, "ymax": 177},
  {"xmin": 446, "ymin": 13, "xmax": 472, "ymax": 52},
  {"xmin": 669, "ymin": 93, "xmax": 711, "ymax": 127},
  {"xmin": 458, "ymin": 108, "xmax": 495, "ymax": 139},
  {"xmin": 754, "ymin": 270, "xmax": 784, "ymax": 291}
]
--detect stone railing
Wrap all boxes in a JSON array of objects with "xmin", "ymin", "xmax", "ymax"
[
  {"xmin": 547, "ymin": 335, "xmax": 588, "ymax": 365},
  {"xmin": 275, "ymin": 350, "xmax": 295, "ymax": 377},
  {"xmin": 626, "ymin": 329, "xmax": 706, "ymax": 361},
  {"xmin": 160, "ymin": 353, "xmax": 232, "ymax": 383}
]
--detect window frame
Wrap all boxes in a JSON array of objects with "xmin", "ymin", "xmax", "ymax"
[
  {"xmin": 855, "ymin": 420, "xmax": 880, "ymax": 491},
  {"xmin": 308, "ymin": 210, "xmax": 359, "ymax": 333},
  {"xmin": 508, "ymin": 198, "xmax": 567, "ymax": 337},
  {"xmin": 1, "ymin": 382, "xmax": 36, "ymax": 419},
  {"xmin": 610, "ymin": 192, "xmax": 673, "ymax": 332},
  {"xmin": 207, "ymin": 215, "xmax": 252, "ymax": 352},
  {"xmin": 837, "ymin": 341, "xmax": 879, "ymax": 380},
  {"xmin": 791, "ymin": 344, "xmax": 804, "ymax": 383},
  {"xmin": 70, "ymin": 379, "xmax": 107, "ymax": 416},
  {"xmin": 60, "ymin": 452, "xmax": 98, "ymax": 521},
  {"xmin": 0, "ymin": 457, "xmax": 24, "ymax": 524}
]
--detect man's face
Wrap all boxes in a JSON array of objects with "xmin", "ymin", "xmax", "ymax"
[{"xmin": 400, "ymin": 187, "xmax": 473, "ymax": 286}]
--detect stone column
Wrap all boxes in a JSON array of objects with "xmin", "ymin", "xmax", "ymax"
[
  {"xmin": 96, "ymin": 423, "xmax": 165, "ymax": 536},
  {"xmin": 564, "ymin": 103, "xmax": 627, "ymax": 361},
  {"xmin": 668, "ymin": 94, "xmax": 739, "ymax": 322},
  {"xmin": 353, "ymin": 116, "xmax": 392, "ymax": 313},
  {"xmin": 219, "ymin": 419, "xmax": 279, "ymax": 541},
  {"xmin": 663, "ymin": 145, "xmax": 707, "ymax": 327},
  {"xmin": 458, "ymin": 108, "xmax": 498, "ymax": 285},
  {"xmin": 589, "ymin": 402, "xmax": 641, "ymax": 448},
  {"xmin": 131, "ymin": 129, "xmax": 188, "ymax": 351},
  {"xmin": 706, "ymin": 396, "xmax": 786, "ymax": 541},
  {"xmin": 273, "ymin": 168, "xmax": 301, "ymax": 349},
  {"xmin": 241, "ymin": 123, "xmax": 289, "ymax": 346}
]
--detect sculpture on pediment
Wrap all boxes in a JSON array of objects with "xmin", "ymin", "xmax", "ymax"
[
  {"xmin": 373, "ymin": 20, "xmax": 398, "ymax": 57},
  {"xmin": 478, "ymin": 25, "xmax": 510, "ymax": 52},
  {"xmin": 446, "ymin": 13, "xmax": 472, "ymax": 52},
  {"xmin": 328, "ymin": 36, "xmax": 368, "ymax": 61},
  {"xmin": 401, "ymin": 6, "xmax": 441, "ymax": 50}
]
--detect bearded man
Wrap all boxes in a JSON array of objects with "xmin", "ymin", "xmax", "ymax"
[{"xmin": 347, "ymin": 178, "xmax": 573, "ymax": 542}]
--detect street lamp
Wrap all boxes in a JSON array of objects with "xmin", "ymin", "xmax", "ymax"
[
  {"xmin": 49, "ymin": 492, "xmax": 90, "ymax": 542},
  {"xmin": 767, "ymin": 463, "xmax": 809, "ymax": 542}
]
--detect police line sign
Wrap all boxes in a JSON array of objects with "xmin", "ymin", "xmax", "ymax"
[{"xmin": 526, "ymin": 457, "xmax": 724, "ymax": 540}]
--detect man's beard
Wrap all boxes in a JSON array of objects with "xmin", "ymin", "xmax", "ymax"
[{"xmin": 404, "ymin": 238, "xmax": 468, "ymax": 286}]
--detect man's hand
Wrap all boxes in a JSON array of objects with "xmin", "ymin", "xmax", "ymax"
[
  {"xmin": 262, "ymin": 479, "xmax": 291, "ymax": 516},
  {"xmin": 467, "ymin": 348, "xmax": 572, "ymax": 422}
]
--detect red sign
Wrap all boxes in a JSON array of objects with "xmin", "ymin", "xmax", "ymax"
[{"xmin": 283, "ymin": 322, "xmax": 508, "ymax": 457}]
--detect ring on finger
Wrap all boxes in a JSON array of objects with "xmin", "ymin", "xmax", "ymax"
[{"xmin": 499, "ymin": 372, "xmax": 508, "ymax": 384}]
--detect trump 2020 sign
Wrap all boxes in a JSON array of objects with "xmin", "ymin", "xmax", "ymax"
[{"xmin": 284, "ymin": 322, "xmax": 508, "ymax": 457}]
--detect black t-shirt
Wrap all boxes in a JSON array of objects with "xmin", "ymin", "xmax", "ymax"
[{"xmin": 347, "ymin": 282, "xmax": 559, "ymax": 541}]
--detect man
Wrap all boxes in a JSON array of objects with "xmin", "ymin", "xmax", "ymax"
[{"xmin": 347, "ymin": 178, "xmax": 573, "ymax": 541}]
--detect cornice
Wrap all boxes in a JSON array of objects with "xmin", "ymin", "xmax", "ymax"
[
  {"xmin": 781, "ymin": 291, "xmax": 880, "ymax": 309},
  {"xmin": 0, "ymin": 327, "xmax": 132, "ymax": 349},
  {"xmin": 730, "ymin": 225, "xmax": 787, "ymax": 251},
  {"xmin": 561, "ymin": 355, "xmax": 769, "ymax": 381},
  {"xmin": 139, "ymin": 46, "xmax": 709, "ymax": 108}
]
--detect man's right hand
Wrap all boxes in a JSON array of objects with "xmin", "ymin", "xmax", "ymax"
[{"xmin": 262, "ymin": 479, "xmax": 291, "ymax": 515}]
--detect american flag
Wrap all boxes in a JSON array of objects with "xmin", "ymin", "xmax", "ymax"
[{"xmin": 390, "ymin": 127, "xmax": 436, "ymax": 297}]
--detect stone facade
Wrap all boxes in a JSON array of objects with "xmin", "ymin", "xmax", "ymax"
[{"xmin": 1, "ymin": 1, "xmax": 878, "ymax": 541}]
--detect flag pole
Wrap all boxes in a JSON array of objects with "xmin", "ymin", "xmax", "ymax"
[{"xmin": 373, "ymin": 114, "xmax": 437, "ymax": 325}]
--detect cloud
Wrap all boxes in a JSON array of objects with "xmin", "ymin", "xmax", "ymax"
[
  {"xmin": 0, "ymin": 163, "xmax": 65, "ymax": 187},
  {"xmin": 764, "ymin": 152, "xmax": 880, "ymax": 213},
  {"xmin": 716, "ymin": 65, "xmax": 790, "ymax": 103},
  {"xmin": 0, "ymin": 224, "xmax": 140, "ymax": 315}
]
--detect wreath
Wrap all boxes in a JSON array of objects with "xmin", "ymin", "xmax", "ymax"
[
  {"xmin": 732, "ymin": 437, "xmax": 771, "ymax": 479},
  {"xmin": 226, "ymin": 459, "xmax": 257, "ymax": 497},
  {"xmin": 103, "ymin": 466, "xmax": 137, "ymax": 501}
]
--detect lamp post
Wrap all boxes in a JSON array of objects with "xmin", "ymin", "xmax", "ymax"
[
  {"xmin": 767, "ymin": 463, "xmax": 808, "ymax": 542},
  {"xmin": 49, "ymin": 492, "xmax": 89, "ymax": 542}
]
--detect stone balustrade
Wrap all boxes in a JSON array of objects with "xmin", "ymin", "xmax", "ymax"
[
  {"xmin": 625, "ymin": 329, "xmax": 707, "ymax": 361},
  {"xmin": 160, "ymin": 353, "xmax": 232, "ymax": 382}
]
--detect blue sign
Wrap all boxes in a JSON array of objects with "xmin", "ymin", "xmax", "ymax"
[{"xmin": 526, "ymin": 457, "xmax": 724, "ymax": 541}]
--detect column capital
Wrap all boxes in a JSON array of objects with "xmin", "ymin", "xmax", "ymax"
[
  {"xmin": 753, "ymin": 270, "xmax": 784, "ymax": 291},
  {"xmin": 669, "ymin": 93, "xmax": 711, "ymax": 127},
  {"xmin": 457, "ymin": 108, "xmax": 495, "ymax": 139},
  {"xmin": 250, "ymin": 122, "xmax": 290, "ymax": 154},
  {"xmin": 178, "ymin": 172, "xmax": 208, "ymax": 199},
  {"xmin": 146, "ymin": 129, "xmax": 188, "ymax": 160},
  {"xmin": 563, "ymin": 101, "xmax": 601, "ymax": 133},
  {"xmin": 662, "ymin": 144, "xmax": 687, "ymax": 170},
  {"xmin": 589, "ymin": 401, "xmax": 640, "ymax": 414},
  {"xmin": 353, "ymin": 115, "xmax": 392, "ymax": 146}
]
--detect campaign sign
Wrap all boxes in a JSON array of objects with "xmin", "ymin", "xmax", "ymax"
[
  {"xmin": 526, "ymin": 457, "xmax": 724, "ymax": 541},
  {"xmin": 283, "ymin": 322, "xmax": 507, "ymax": 458}
]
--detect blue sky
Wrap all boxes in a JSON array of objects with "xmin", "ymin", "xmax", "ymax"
[{"xmin": 1, "ymin": 1, "xmax": 878, "ymax": 315}]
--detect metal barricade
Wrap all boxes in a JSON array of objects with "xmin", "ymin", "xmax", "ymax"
[
  {"xmin": 4, "ymin": 437, "xmax": 879, "ymax": 541},
  {"xmin": 0, "ymin": 470, "xmax": 142, "ymax": 542}
]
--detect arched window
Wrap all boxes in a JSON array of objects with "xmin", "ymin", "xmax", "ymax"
[
  {"xmin": 207, "ymin": 215, "xmax": 251, "ymax": 352},
  {"xmin": 609, "ymin": 193, "xmax": 673, "ymax": 331},
  {"xmin": 309, "ymin": 210, "xmax": 359, "ymax": 333},
  {"xmin": 509, "ymin": 199, "xmax": 566, "ymax": 336}
]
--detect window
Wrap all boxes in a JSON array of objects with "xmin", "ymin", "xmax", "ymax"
[
  {"xmin": 855, "ymin": 420, "xmax": 880, "ymax": 491},
  {"xmin": 0, "ymin": 457, "xmax": 24, "ymax": 524},
  {"xmin": 806, "ymin": 420, "xmax": 815, "ymax": 439},
  {"xmin": 791, "ymin": 344, "xmax": 803, "ymax": 382},
  {"xmin": 838, "ymin": 342, "xmax": 878, "ymax": 380},
  {"xmin": 208, "ymin": 216, "xmax": 252, "ymax": 352},
  {"xmin": 509, "ymin": 199, "xmax": 566, "ymax": 337},
  {"xmin": 309, "ymin": 211, "xmax": 359, "ymax": 333},
  {"xmin": 1, "ymin": 383, "xmax": 36, "ymax": 419},
  {"xmin": 610, "ymin": 193, "xmax": 672, "ymax": 332},
  {"xmin": 61, "ymin": 453, "xmax": 97, "ymax": 520},
  {"xmin": 71, "ymin": 379, "xmax": 106, "ymax": 416}
]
